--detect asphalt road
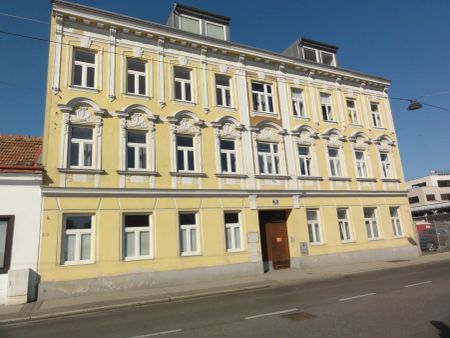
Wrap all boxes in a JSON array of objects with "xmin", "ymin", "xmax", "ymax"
[{"xmin": 2, "ymin": 261, "xmax": 450, "ymax": 338}]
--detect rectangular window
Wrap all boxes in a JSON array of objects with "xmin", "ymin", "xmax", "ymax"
[
  {"xmin": 220, "ymin": 139, "xmax": 237, "ymax": 173},
  {"xmin": 224, "ymin": 212, "xmax": 242, "ymax": 251},
  {"xmin": 371, "ymin": 103, "xmax": 382, "ymax": 127},
  {"xmin": 346, "ymin": 99, "xmax": 358, "ymax": 125},
  {"xmin": 328, "ymin": 148, "xmax": 342, "ymax": 177},
  {"xmin": 127, "ymin": 131, "xmax": 147, "ymax": 170},
  {"xmin": 320, "ymin": 51, "xmax": 334, "ymax": 66},
  {"xmin": 127, "ymin": 59, "xmax": 146, "ymax": 95},
  {"xmin": 179, "ymin": 15, "xmax": 201, "ymax": 34},
  {"xmin": 380, "ymin": 152, "xmax": 392, "ymax": 178},
  {"xmin": 303, "ymin": 47, "xmax": 318, "ymax": 62},
  {"xmin": 257, "ymin": 142, "xmax": 280, "ymax": 175},
  {"xmin": 408, "ymin": 196, "xmax": 419, "ymax": 204},
  {"xmin": 72, "ymin": 49, "xmax": 96, "ymax": 88},
  {"xmin": 298, "ymin": 146, "xmax": 312, "ymax": 176},
  {"xmin": 123, "ymin": 214, "xmax": 151, "ymax": 260},
  {"xmin": 206, "ymin": 22, "xmax": 225, "ymax": 40},
  {"xmin": 306, "ymin": 209, "xmax": 321, "ymax": 244},
  {"xmin": 176, "ymin": 135, "xmax": 195, "ymax": 172},
  {"xmin": 0, "ymin": 216, "xmax": 14, "ymax": 274},
  {"xmin": 63, "ymin": 215, "xmax": 92, "ymax": 264},
  {"xmin": 215, "ymin": 75, "xmax": 232, "ymax": 107},
  {"xmin": 252, "ymin": 82, "xmax": 274, "ymax": 113},
  {"xmin": 337, "ymin": 209, "xmax": 351, "ymax": 241},
  {"xmin": 179, "ymin": 213, "xmax": 199, "ymax": 256},
  {"xmin": 364, "ymin": 208, "xmax": 380, "ymax": 240},
  {"xmin": 291, "ymin": 88, "xmax": 305, "ymax": 117},
  {"xmin": 69, "ymin": 126, "xmax": 93, "ymax": 168},
  {"xmin": 437, "ymin": 180, "xmax": 450, "ymax": 187},
  {"xmin": 174, "ymin": 67, "xmax": 192, "ymax": 102},
  {"xmin": 441, "ymin": 194, "xmax": 450, "ymax": 201},
  {"xmin": 390, "ymin": 207, "xmax": 403, "ymax": 237},
  {"xmin": 426, "ymin": 194, "xmax": 436, "ymax": 201},
  {"xmin": 355, "ymin": 151, "xmax": 368, "ymax": 178},
  {"xmin": 320, "ymin": 94, "xmax": 333, "ymax": 121}
]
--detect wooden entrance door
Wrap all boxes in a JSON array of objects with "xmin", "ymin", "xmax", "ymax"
[{"xmin": 265, "ymin": 222, "xmax": 290, "ymax": 269}]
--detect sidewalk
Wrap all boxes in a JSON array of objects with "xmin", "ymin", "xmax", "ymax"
[{"xmin": 1, "ymin": 251, "xmax": 449, "ymax": 325}]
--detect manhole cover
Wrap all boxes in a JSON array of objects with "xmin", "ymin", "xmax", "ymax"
[
  {"xmin": 385, "ymin": 259, "xmax": 409, "ymax": 263},
  {"xmin": 281, "ymin": 311, "xmax": 317, "ymax": 321}
]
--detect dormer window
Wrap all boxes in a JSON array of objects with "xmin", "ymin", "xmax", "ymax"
[
  {"xmin": 283, "ymin": 38, "xmax": 338, "ymax": 67},
  {"xmin": 320, "ymin": 51, "xmax": 334, "ymax": 66},
  {"xmin": 179, "ymin": 15, "xmax": 201, "ymax": 34},
  {"xmin": 205, "ymin": 21, "xmax": 225, "ymax": 40},
  {"xmin": 303, "ymin": 47, "xmax": 318, "ymax": 62}
]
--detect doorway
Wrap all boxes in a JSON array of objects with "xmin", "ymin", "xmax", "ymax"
[{"xmin": 258, "ymin": 210, "xmax": 291, "ymax": 272}]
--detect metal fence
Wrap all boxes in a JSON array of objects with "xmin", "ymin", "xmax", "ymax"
[{"xmin": 413, "ymin": 214, "xmax": 450, "ymax": 252}]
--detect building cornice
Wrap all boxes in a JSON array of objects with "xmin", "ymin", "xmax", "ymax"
[{"xmin": 52, "ymin": 0, "xmax": 391, "ymax": 89}]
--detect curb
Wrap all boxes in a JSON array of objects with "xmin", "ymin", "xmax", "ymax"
[{"xmin": 0, "ymin": 283, "xmax": 272, "ymax": 325}]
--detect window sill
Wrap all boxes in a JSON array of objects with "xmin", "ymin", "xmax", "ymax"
[
  {"xmin": 374, "ymin": 126, "xmax": 387, "ymax": 130},
  {"xmin": 341, "ymin": 240, "xmax": 356, "ymax": 244},
  {"xmin": 348, "ymin": 124, "xmax": 363, "ymax": 128},
  {"xmin": 117, "ymin": 170, "xmax": 159, "ymax": 176},
  {"xmin": 356, "ymin": 177, "xmax": 377, "ymax": 182},
  {"xmin": 174, "ymin": 100, "xmax": 196, "ymax": 106},
  {"xmin": 310, "ymin": 242, "xmax": 325, "ymax": 246},
  {"xmin": 293, "ymin": 116, "xmax": 310, "ymax": 121},
  {"xmin": 298, "ymin": 175, "xmax": 323, "ymax": 181},
  {"xmin": 253, "ymin": 111, "xmax": 279, "ymax": 117},
  {"xmin": 322, "ymin": 120, "xmax": 338, "ymax": 124},
  {"xmin": 180, "ymin": 253, "xmax": 201, "ymax": 257},
  {"xmin": 61, "ymin": 260, "xmax": 95, "ymax": 266},
  {"xmin": 393, "ymin": 235, "xmax": 405, "ymax": 239},
  {"xmin": 328, "ymin": 177, "xmax": 352, "ymax": 181},
  {"xmin": 226, "ymin": 249, "xmax": 245, "ymax": 253},
  {"xmin": 216, "ymin": 106, "xmax": 236, "ymax": 112},
  {"xmin": 124, "ymin": 93, "xmax": 151, "ymax": 100},
  {"xmin": 382, "ymin": 178, "xmax": 401, "ymax": 183},
  {"xmin": 69, "ymin": 85, "xmax": 99, "ymax": 93},
  {"xmin": 58, "ymin": 168, "xmax": 105, "ymax": 174},
  {"xmin": 170, "ymin": 172, "xmax": 207, "ymax": 178},
  {"xmin": 123, "ymin": 256, "xmax": 154, "ymax": 262},
  {"xmin": 215, "ymin": 173, "xmax": 248, "ymax": 179},
  {"xmin": 368, "ymin": 238, "xmax": 383, "ymax": 241},
  {"xmin": 255, "ymin": 174, "xmax": 291, "ymax": 180}
]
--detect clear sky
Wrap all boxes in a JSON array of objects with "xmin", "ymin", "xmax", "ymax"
[{"xmin": 0, "ymin": 0, "xmax": 449, "ymax": 180}]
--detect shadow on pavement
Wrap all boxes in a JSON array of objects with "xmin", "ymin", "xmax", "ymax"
[{"xmin": 431, "ymin": 320, "xmax": 450, "ymax": 338}]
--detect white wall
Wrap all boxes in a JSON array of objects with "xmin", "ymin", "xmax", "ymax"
[{"xmin": 0, "ymin": 174, "xmax": 42, "ymax": 304}]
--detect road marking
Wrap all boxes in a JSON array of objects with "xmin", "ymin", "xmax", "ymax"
[
  {"xmin": 129, "ymin": 329, "xmax": 182, "ymax": 338},
  {"xmin": 339, "ymin": 293, "xmax": 376, "ymax": 302},
  {"xmin": 245, "ymin": 308, "xmax": 299, "ymax": 320},
  {"xmin": 404, "ymin": 281, "xmax": 432, "ymax": 288}
]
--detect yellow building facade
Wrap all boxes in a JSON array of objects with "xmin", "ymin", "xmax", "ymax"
[{"xmin": 39, "ymin": 1, "xmax": 419, "ymax": 298}]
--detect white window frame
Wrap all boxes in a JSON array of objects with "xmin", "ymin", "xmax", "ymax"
[
  {"xmin": 320, "ymin": 93, "xmax": 334, "ymax": 121},
  {"xmin": 306, "ymin": 209, "xmax": 322, "ymax": 245},
  {"xmin": 176, "ymin": 134, "xmax": 196, "ymax": 172},
  {"xmin": 215, "ymin": 75, "xmax": 232, "ymax": 108},
  {"xmin": 319, "ymin": 51, "xmax": 336, "ymax": 66},
  {"xmin": 252, "ymin": 82, "xmax": 274, "ymax": 114},
  {"xmin": 380, "ymin": 152, "xmax": 392, "ymax": 179},
  {"xmin": 205, "ymin": 21, "xmax": 226, "ymax": 40},
  {"xmin": 220, "ymin": 139, "xmax": 237, "ymax": 174},
  {"xmin": 174, "ymin": 67, "xmax": 193, "ymax": 102},
  {"xmin": 123, "ymin": 214, "xmax": 152, "ymax": 261},
  {"xmin": 291, "ymin": 88, "xmax": 305, "ymax": 117},
  {"xmin": 257, "ymin": 142, "xmax": 280, "ymax": 175},
  {"xmin": 328, "ymin": 148, "xmax": 342, "ymax": 177},
  {"xmin": 337, "ymin": 208, "xmax": 352, "ymax": 242},
  {"xmin": 302, "ymin": 47, "xmax": 318, "ymax": 62},
  {"xmin": 371, "ymin": 103, "xmax": 383, "ymax": 127},
  {"xmin": 68, "ymin": 126, "xmax": 94, "ymax": 169},
  {"xmin": 72, "ymin": 49, "xmax": 96, "ymax": 89},
  {"xmin": 126, "ymin": 130, "xmax": 148, "ymax": 171},
  {"xmin": 364, "ymin": 208, "xmax": 381, "ymax": 240},
  {"xmin": 298, "ymin": 145, "xmax": 312, "ymax": 176},
  {"xmin": 390, "ymin": 207, "xmax": 403, "ymax": 237},
  {"xmin": 62, "ymin": 215, "xmax": 93, "ymax": 265},
  {"xmin": 224, "ymin": 212, "xmax": 243, "ymax": 252},
  {"xmin": 179, "ymin": 14, "xmax": 202, "ymax": 34},
  {"xmin": 354, "ymin": 150, "xmax": 368, "ymax": 178},
  {"xmin": 346, "ymin": 99, "xmax": 359, "ymax": 125},
  {"xmin": 179, "ymin": 212, "xmax": 200, "ymax": 256},
  {"xmin": 126, "ymin": 59, "xmax": 147, "ymax": 96}
]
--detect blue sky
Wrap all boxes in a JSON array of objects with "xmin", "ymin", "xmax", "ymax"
[{"xmin": 0, "ymin": 0, "xmax": 449, "ymax": 180}]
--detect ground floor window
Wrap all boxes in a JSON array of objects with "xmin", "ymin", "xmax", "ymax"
[
  {"xmin": 390, "ymin": 207, "xmax": 403, "ymax": 237},
  {"xmin": 0, "ymin": 216, "xmax": 14, "ymax": 274},
  {"xmin": 62, "ymin": 215, "xmax": 93, "ymax": 264},
  {"xmin": 363, "ymin": 208, "xmax": 380, "ymax": 240},
  {"xmin": 306, "ymin": 209, "xmax": 321, "ymax": 244},
  {"xmin": 337, "ymin": 208, "xmax": 351, "ymax": 241},
  {"xmin": 179, "ymin": 212, "xmax": 200, "ymax": 256},
  {"xmin": 224, "ymin": 212, "xmax": 242, "ymax": 252},
  {"xmin": 123, "ymin": 214, "xmax": 151, "ymax": 260}
]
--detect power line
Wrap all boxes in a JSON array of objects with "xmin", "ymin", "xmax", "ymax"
[{"xmin": 0, "ymin": 11, "xmax": 49, "ymax": 25}]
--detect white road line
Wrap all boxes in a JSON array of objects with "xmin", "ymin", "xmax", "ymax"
[
  {"xmin": 339, "ymin": 293, "xmax": 376, "ymax": 302},
  {"xmin": 128, "ymin": 329, "xmax": 182, "ymax": 338},
  {"xmin": 404, "ymin": 281, "xmax": 432, "ymax": 288},
  {"xmin": 245, "ymin": 308, "xmax": 298, "ymax": 320}
]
